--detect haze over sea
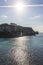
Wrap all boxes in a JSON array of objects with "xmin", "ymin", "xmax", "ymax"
[{"xmin": 0, "ymin": 33, "xmax": 43, "ymax": 65}]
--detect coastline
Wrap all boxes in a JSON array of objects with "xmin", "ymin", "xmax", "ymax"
[{"xmin": 0, "ymin": 23, "xmax": 39, "ymax": 38}]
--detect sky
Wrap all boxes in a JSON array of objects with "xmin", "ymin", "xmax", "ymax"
[{"xmin": 0, "ymin": 0, "xmax": 43, "ymax": 32}]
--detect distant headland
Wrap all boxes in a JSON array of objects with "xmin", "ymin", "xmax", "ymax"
[{"xmin": 0, "ymin": 23, "xmax": 39, "ymax": 38}]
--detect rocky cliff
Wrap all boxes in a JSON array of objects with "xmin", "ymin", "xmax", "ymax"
[{"xmin": 0, "ymin": 23, "xmax": 39, "ymax": 38}]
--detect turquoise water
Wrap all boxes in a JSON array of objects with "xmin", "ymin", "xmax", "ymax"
[{"xmin": 0, "ymin": 34, "xmax": 43, "ymax": 65}]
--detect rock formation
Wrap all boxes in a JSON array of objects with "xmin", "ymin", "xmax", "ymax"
[{"xmin": 0, "ymin": 23, "xmax": 39, "ymax": 38}]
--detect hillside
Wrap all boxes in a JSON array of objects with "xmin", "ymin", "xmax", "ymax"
[{"xmin": 0, "ymin": 23, "xmax": 39, "ymax": 38}]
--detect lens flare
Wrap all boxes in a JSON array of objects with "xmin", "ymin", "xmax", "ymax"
[{"xmin": 15, "ymin": 2, "xmax": 24, "ymax": 13}]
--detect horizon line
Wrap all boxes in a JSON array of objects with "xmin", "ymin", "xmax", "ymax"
[{"xmin": 0, "ymin": 4, "xmax": 43, "ymax": 8}]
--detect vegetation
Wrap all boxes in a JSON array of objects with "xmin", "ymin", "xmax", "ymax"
[{"xmin": 0, "ymin": 23, "xmax": 39, "ymax": 38}]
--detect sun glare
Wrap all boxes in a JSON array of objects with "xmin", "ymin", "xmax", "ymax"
[{"xmin": 15, "ymin": 2, "xmax": 24, "ymax": 13}]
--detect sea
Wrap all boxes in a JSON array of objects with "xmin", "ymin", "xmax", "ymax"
[{"xmin": 0, "ymin": 33, "xmax": 43, "ymax": 65}]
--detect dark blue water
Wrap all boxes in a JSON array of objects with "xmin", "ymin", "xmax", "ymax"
[{"xmin": 0, "ymin": 33, "xmax": 43, "ymax": 65}]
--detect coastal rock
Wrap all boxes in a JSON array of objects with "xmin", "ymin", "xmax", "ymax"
[{"xmin": 0, "ymin": 23, "xmax": 39, "ymax": 38}]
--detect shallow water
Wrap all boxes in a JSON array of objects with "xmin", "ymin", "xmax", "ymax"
[{"xmin": 0, "ymin": 34, "xmax": 43, "ymax": 65}]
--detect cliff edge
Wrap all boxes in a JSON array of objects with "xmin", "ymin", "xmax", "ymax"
[{"xmin": 0, "ymin": 23, "xmax": 39, "ymax": 38}]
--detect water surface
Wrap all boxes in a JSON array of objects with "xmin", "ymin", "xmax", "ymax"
[{"xmin": 0, "ymin": 34, "xmax": 43, "ymax": 65}]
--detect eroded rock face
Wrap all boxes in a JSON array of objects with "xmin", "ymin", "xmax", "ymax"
[{"xmin": 0, "ymin": 23, "xmax": 39, "ymax": 38}]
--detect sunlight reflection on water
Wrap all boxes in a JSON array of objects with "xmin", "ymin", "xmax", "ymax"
[
  {"xmin": 9, "ymin": 37, "xmax": 30, "ymax": 65},
  {"xmin": 0, "ymin": 35, "xmax": 43, "ymax": 65}
]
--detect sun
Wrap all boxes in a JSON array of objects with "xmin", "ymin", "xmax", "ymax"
[{"xmin": 15, "ymin": 2, "xmax": 24, "ymax": 13}]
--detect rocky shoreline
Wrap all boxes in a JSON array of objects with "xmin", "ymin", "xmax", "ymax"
[{"xmin": 0, "ymin": 23, "xmax": 39, "ymax": 38}]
